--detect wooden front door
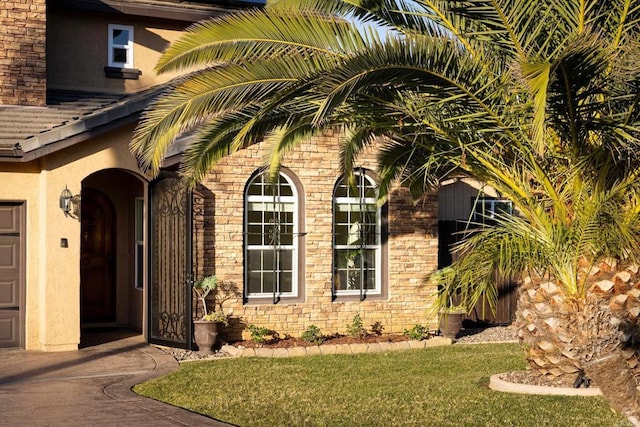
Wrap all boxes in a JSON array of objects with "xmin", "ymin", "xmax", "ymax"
[
  {"xmin": 80, "ymin": 188, "xmax": 116, "ymax": 324},
  {"xmin": 0, "ymin": 202, "xmax": 24, "ymax": 348}
]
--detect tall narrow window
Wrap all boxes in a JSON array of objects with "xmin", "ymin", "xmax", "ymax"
[
  {"xmin": 134, "ymin": 197, "xmax": 144, "ymax": 290},
  {"xmin": 245, "ymin": 171, "xmax": 299, "ymax": 301},
  {"xmin": 108, "ymin": 24, "xmax": 134, "ymax": 68},
  {"xmin": 333, "ymin": 170, "xmax": 383, "ymax": 297}
]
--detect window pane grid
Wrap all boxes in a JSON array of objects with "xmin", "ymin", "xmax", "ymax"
[
  {"xmin": 334, "ymin": 249, "xmax": 377, "ymax": 291},
  {"xmin": 247, "ymin": 249, "xmax": 293, "ymax": 295},
  {"xmin": 245, "ymin": 171, "xmax": 297, "ymax": 298},
  {"xmin": 332, "ymin": 172, "xmax": 381, "ymax": 296},
  {"xmin": 472, "ymin": 198, "xmax": 513, "ymax": 224},
  {"xmin": 108, "ymin": 24, "xmax": 133, "ymax": 68}
]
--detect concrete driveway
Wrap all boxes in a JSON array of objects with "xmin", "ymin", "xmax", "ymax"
[{"xmin": 0, "ymin": 331, "xmax": 231, "ymax": 426}]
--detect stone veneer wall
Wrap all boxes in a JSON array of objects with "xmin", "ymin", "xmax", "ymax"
[
  {"xmin": 201, "ymin": 133, "xmax": 439, "ymax": 339},
  {"xmin": 0, "ymin": 0, "xmax": 47, "ymax": 106}
]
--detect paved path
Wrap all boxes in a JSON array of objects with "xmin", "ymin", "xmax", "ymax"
[{"xmin": 0, "ymin": 334, "xmax": 231, "ymax": 426}]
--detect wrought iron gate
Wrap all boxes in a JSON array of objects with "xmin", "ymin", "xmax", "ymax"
[{"xmin": 148, "ymin": 173, "xmax": 193, "ymax": 348}]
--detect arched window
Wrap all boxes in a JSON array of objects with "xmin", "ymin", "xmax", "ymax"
[
  {"xmin": 333, "ymin": 170, "xmax": 385, "ymax": 298},
  {"xmin": 245, "ymin": 170, "xmax": 300, "ymax": 302}
]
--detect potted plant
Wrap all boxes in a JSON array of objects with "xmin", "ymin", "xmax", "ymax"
[
  {"xmin": 192, "ymin": 275, "xmax": 228, "ymax": 355},
  {"xmin": 430, "ymin": 267, "xmax": 469, "ymax": 340},
  {"xmin": 437, "ymin": 305, "xmax": 467, "ymax": 339}
]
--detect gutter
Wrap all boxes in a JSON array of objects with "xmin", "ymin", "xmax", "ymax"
[{"xmin": 0, "ymin": 144, "xmax": 24, "ymax": 158}]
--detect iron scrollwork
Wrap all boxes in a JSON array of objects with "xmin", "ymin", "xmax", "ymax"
[
  {"xmin": 149, "ymin": 175, "xmax": 191, "ymax": 347},
  {"xmin": 153, "ymin": 311, "xmax": 187, "ymax": 342},
  {"xmin": 153, "ymin": 179, "xmax": 187, "ymax": 218}
]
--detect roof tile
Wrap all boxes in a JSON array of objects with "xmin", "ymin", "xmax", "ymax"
[{"xmin": 0, "ymin": 87, "xmax": 163, "ymax": 158}]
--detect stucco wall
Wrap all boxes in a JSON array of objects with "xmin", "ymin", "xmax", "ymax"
[
  {"xmin": 200, "ymin": 133, "xmax": 439, "ymax": 339},
  {"xmin": 0, "ymin": 165, "xmax": 42, "ymax": 349},
  {"xmin": 0, "ymin": 125, "xmax": 146, "ymax": 351},
  {"xmin": 47, "ymin": 10, "xmax": 188, "ymax": 93}
]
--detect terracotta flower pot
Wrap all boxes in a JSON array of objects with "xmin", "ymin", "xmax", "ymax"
[{"xmin": 193, "ymin": 320, "xmax": 219, "ymax": 355}]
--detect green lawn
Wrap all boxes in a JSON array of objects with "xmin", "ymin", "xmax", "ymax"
[{"xmin": 134, "ymin": 343, "xmax": 630, "ymax": 426}]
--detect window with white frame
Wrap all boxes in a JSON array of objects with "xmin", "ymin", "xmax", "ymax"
[
  {"xmin": 245, "ymin": 171, "xmax": 298, "ymax": 300},
  {"xmin": 108, "ymin": 24, "xmax": 134, "ymax": 68},
  {"xmin": 134, "ymin": 197, "xmax": 144, "ymax": 290},
  {"xmin": 471, "ymin": 198, "xmax": 513, "ymax": 225},
  {"xmin": 333, "ymin": 170, "xmax": 382, "ymax": 297}
]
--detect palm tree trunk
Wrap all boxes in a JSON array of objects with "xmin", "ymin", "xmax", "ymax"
[
  {"xmin": 515, "ymin": 277, "xmax": 581, "ymax": 377},
  {"xmin": 516, "ymin": 262, "xmax": 640, "ymax": 420},
  {"xmin": 584, "ymin": 350, "xmax": 640, "ymax": 422},
  {"xmin": 575, "ymin": 292, "xmax": 640, "ymax": 423}
]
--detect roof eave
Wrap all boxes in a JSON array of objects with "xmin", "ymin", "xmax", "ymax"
[
  {"xmin": 0, "ymin": 87, "xmax": 164, "ymax": 163},
  {"xmin": 0, "ymin": 146, "xmax": 24, "ymax": 159},
  {"xmin": 50, "ymin": 0, "xmax": 262, "ymax": 22}
]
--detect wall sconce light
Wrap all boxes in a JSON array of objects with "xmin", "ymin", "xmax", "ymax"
[{"xmin": 60, "ymin": 186, "xmax": 73, "ymax": 216}]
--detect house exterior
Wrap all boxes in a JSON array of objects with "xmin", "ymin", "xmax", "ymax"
[
  {"xmin": 0, "ymin": 0, "xmax": 512, "ymax": 352},
  {"xmin": 189, "ymin": 136, "xmax": 441, "ymax": 343}
]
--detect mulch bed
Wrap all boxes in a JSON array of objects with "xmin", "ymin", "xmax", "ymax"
[
  {"xmin": 228, "ymin": 333, "xmax": 411, "ymax": 349},
  {"xmin": 499, "ymin": 370, "xmax": 586, "ymax": 388}
]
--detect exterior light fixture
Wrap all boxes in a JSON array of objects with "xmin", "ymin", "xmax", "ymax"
[{"xmin": 60, "ymin": 186, "xmax": 73, "ymax": 216}]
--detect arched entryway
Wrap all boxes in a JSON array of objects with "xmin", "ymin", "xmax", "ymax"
[
  {"xmin": 80, "ymin": 169, "xmax": 147, "ymax": 345},
  {"xmin": 80, "ymin": 188, "xmax": 116, "ymax": 323}
]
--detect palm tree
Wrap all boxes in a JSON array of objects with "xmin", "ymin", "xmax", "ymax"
[{"xmin": 131, "ymin": 0, "xmax": 640, "ymax": 419}]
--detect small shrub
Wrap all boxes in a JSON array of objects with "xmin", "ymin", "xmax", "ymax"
[
  {"xmin": 403, "ymin": 324, "xmax": 431, "ymax": 341},
  {"xmin": 202, "ymin": 310, "xmax": 229, "ymax": 326},
  {"xmin": 370, "ymin": 321, "xmax": 384, "ymax": 336},
  {"xmin": 248, "ymin": 324, "xmax": 273, "ymax": 343},
  {"xmin": 347, "ymin": 314, "xmax": 368, "ymax": 338},
  {"xmin": 301, "ymin": 325, "xmax": 325, "ymax": 345}
]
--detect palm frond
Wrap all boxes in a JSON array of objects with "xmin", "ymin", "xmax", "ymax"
[
  {"xmin": 262, "ymin": 120, "xmax": 317, "ymax": 181},
  {"xmin": 518, "ymin": 61, "xmax": 550, "ymax": 153},
  {"xmin": 156, "ymin": 7, "xmax": 371, "ymax": 74},
  {"xmin": 135, "ymin": 0, "xmax": 640, "ymax": 313}
]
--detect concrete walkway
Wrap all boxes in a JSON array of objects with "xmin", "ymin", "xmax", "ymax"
[{"xmin": 0, "ymin": 332, "xmax": 230, "ymax": 426}]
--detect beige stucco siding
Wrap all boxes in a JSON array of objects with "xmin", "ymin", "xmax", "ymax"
[
  {"xmin": 0, "ymin": 167, "xmax": 42, "ymax": 349},
  {"xmin": 0, "ymin": 125, "xmax": 145, "ymax": 351},
  {"xmin": 47, "ymin": 11, "xmax": 188, "ymax": 92}
]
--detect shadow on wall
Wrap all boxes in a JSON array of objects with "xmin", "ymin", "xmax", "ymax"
[{"xmin": 46, "ymin": 3, "xmax": 174, "ymax": 94}]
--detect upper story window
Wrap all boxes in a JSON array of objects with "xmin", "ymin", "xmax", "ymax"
[
  {"xmin": 245, "ymin": 170, "xmax": 302, "ymax": 303},
  {"xmin": 333, "ymin": 170, "xmax": 385, "ymax": 298},
  {"xmin": 108, "ymin": 24, "xmax": 134, "ymax": 68}
]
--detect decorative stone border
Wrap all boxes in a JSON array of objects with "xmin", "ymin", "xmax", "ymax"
[
  {"xmin": 489, "ymin": 373, "xmax": 602, "ymax": 396},
  {"xmin": 219, "ymin": 336, "xmax": 453, "ymax": 358}
]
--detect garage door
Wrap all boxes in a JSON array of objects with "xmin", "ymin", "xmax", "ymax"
[{"xmin": 0, "ymin": 202, "xmax": 24, "ymax": 348}]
